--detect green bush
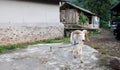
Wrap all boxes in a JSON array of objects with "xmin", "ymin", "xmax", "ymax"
[
  {"xmin": 100, "ymin": 20, "xmax": 109, "ymax": 28},
  {"xmin": 79, "ymin": 12, "xmax": 89, "ymax": 25}
]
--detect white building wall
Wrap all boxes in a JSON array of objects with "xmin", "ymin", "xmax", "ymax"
[
  {"xmin": 0, "ymin": 1, "xmax": 61, "ymax": 26},
  {"xmin": 0, "ymin": 1, "xmax": 64, "ymax": 45}
]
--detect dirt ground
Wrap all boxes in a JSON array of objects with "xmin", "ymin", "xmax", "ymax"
[{"xmin": 86, "ymin": 29, "xmax": 120, "ymax": 57}]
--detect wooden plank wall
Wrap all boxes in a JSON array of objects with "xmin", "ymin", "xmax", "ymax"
[{"xmin": 60, "ymin": 9, "xmax": 79, "ymax": 24}]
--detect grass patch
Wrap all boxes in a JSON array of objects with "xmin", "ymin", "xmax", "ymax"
[
  {"xmin": 101, "ymin": 50, "xmax": 109, "ymax": 55},
  {"xmin": 0, "ymin": 44, "xmax": 27, "ymax": 53},
  {"xmin": 90, "ymin": 43, "xmax": 100, "ymax": 49},
  {"xmin": 0, "ymin": 37, "xmax": 70, "ymax": 54},
  {"xmin": 88, "ymin": 30, "xmax": 101, "ymax": 37},
  {"xmin": 40, "ymin": 37, "xmax": 70, "ymax": 43},
  {"xmin": 90, "ymin": 43, "xmax": 109, "ymax": 55}
]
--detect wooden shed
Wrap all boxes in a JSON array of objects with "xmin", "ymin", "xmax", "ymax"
[{"xmin": 60, "ymin": 2, "xmax": 99, "ymax": 29}]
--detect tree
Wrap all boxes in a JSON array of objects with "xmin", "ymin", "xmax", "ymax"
[
  {"xmin": 83, "ymin": 0, "xmax": 119, "ymax": 27},
  {"xmin": 70, "ymin": 0, "xmax": 84, "ymax": 8},
  {"xmin": 69, "ymin": 0, "xmax": 120, "ymax": 28}
]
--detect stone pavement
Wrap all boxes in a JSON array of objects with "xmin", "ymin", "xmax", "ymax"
[{"xmin": 0, "ymin": 43, "xmax": 112, "ymax": 70}]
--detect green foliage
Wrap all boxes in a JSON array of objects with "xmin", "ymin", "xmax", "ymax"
[
  {"xmin": 84, "ymin": 0, "xmax": 110, "ymax": 19},
  {"xmin": 71, "ymin": 0, "xmax": 84, "ymax": 8},
  {"xmin": 90, "ymin": 43, "xmax": 100, "ymax": 49},
  {"xmin": 88, "ymin": 30, "xmax": 101, "ymax": 36},
  {"xmin": 100, "ymin": 20, "xmax": 109, "ymax": 28},
  {"xmin": 0, "ymin": 46, "xmax": 6, "ymax": 53},
  {"xmin": 101, "ymin": 50, "xmax": 109, "ymax": 54},
  {"xmin": 83, "ymin": 0, "xmax": 120, "ymax": 28},
  {"xmin": 0, "ymin": 44, "xmax": 26, "ymax": 53},
  {"xmin": 79, "ymin": 12, "xmax": 89, "ymax": 25},
  {"xmin": 70, "ymin": 0, "xmax": 120, "ymax": 28},
  {"xmin": 110, "ymin": 0, "xmax": 120, "ymax": 6}
]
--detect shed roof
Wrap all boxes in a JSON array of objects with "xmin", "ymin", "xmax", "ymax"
[
  {"xmin": 111, "ymin": 1, "xmax": 120, "ymax": 12},
  {"xmin": 60, "ymin": 2, "xmax": 96, "ymax": 15}
]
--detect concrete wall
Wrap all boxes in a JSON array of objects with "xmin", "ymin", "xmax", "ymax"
[{"xmin": 0, "ymin": 1, "xmax": 64, "ymax": 45}]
